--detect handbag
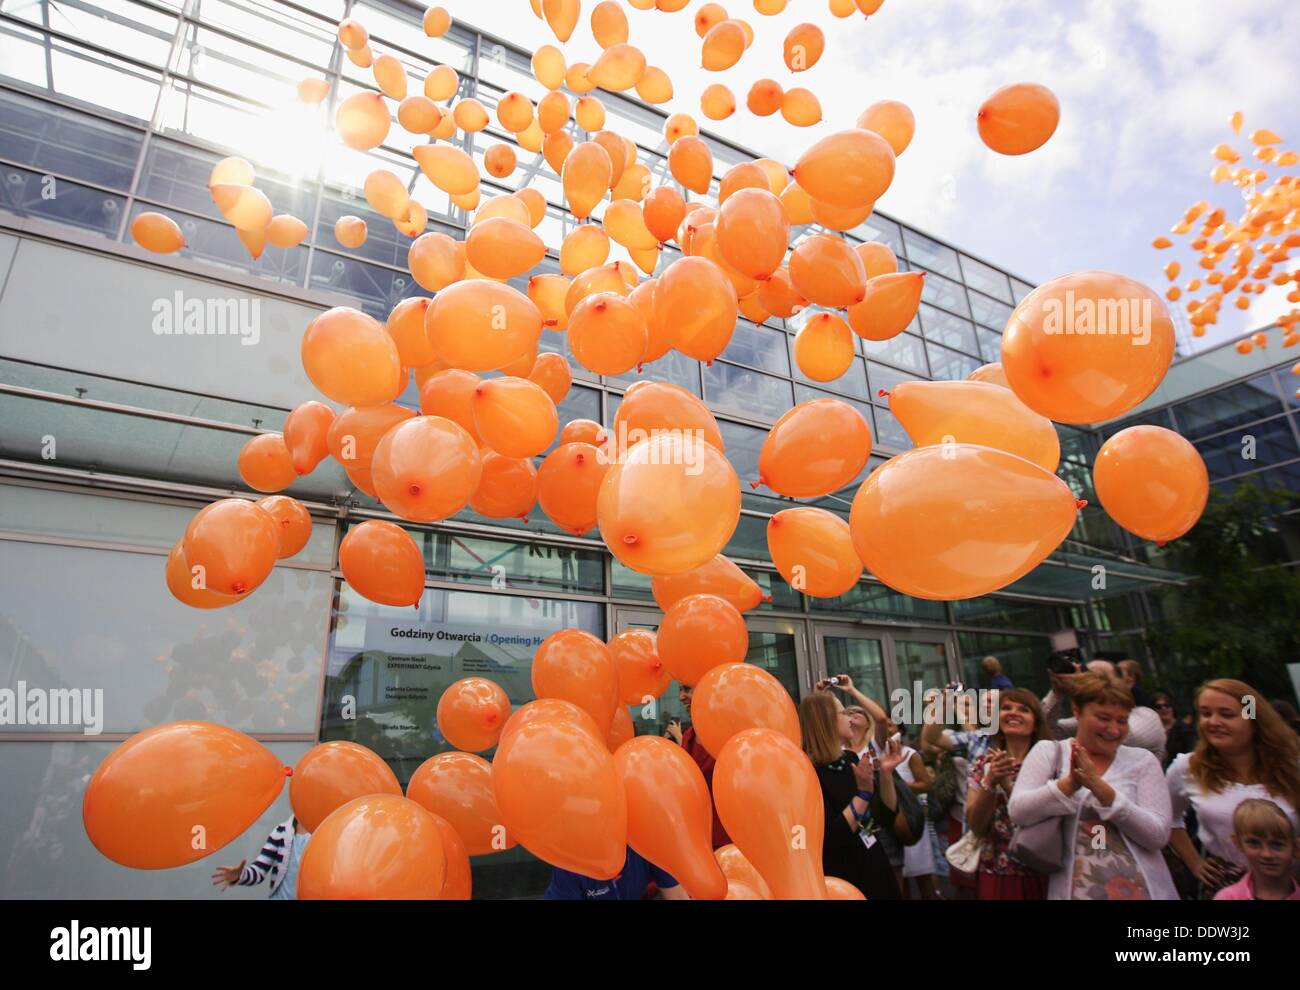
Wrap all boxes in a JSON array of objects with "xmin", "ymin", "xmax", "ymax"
[
  {"xmin": 945, "ymin": 828, "xmax": 986, "ymax": 875},
  {"xmin": 1006, "ymin": 739, "xmax": 1071, "ymax": 874}
]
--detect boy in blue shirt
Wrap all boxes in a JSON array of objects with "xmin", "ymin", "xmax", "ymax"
[{"xmin": 544, "ymin": 847, "xmax": 689, "ymax": 900}]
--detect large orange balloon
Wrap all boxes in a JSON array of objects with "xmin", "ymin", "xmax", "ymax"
[
  {"xmin": 644, "ymin": 185, "xmax": 686, "ymax": 244},
  {"xmin": 563, "ymin": 141, "xmax": 614, "ymax": 220},
  {"xmin": 407, "ymin": 752, "xmax": 514, "ymax": 856},
  {"xmin": 298, "ymin": 795, "xmax": 446, "ymax": 899},
  {"xmin": 290, "ymin": 741, "xmax": 402, "ymax": 833},
  {"xmin": 789, "ymin": 234, "xmax": 867, "ymax": 307},
  {"xmin": 713, "ymin": 728, "xmax": 827, "ymax": 900},
  {"xmin": 283, "ymin": 401, "xmax": 335, "ymax": 475},
  {"xmin": 256, "ymin": 495, "xmax": 312, "ymax": 558},
  {"xmin": 768, "ymin": 507, "xmax": 863, "ymax": 598},
  {"xmin": 597, "ymin": 432, "xmax": 741, "ymax": 577},
  {"xmin": 418, "ymin": 369, "xmax": 481, "ymax": 442},
  {"xmin": 1001, "ymin": 271, "xmax": 1175, "ymax": 424},
  {"xmin": 465, "ymin": 217, "xmax": 546, "ymax": 279},
  {"xmin": 529, "ymin": 352, "xmax": 573, "ymax": 405},
  {"xmin": 428, "ymin": 811, "xmax": 472, "ymax": 899},
  {"xmin": 237, "ymin": 433, "xmax": 296, "ymax": 493},
  {"xmin": 538, "ymin": 442, "xmax": 610, "ymax": 535},
  {"xmin": 492, "ymin": 703, "xmax": 627, "ymax": 878},
  {"xmin": 701, "ymin": 19, "xmax": 746, "ymax": 71},
  {"xmin": 472, "ymin": 377, "xmax": 558, "ymax": 458},
  {"xmin": 847, "ymin": 271, "xmax": 925, "ymax": 341},
  {"xmin": 301, "ymin": 307, "xmax": 402, "ymax": 406},
  {"xmin": 658, "ymin": 256, "xmax": 738, "ymax": 363},
  {"xmin": 371, "ymin": 416, "xmax": 482, "ymax": 521},
  {"xmin": 614, "ymin": 736, "xmax": 729, "ymax": 899},
  {"xmin": 793, "ymin": 311, "xmax": 855, "ymax": 382},
  {"xmin": 978, "ymin": 83, "xmax": 1059, "ymax": 155},
  {"xmin": 857, "ymin": 99, "xmax": 915, "ymax": 156},
  {"xmin": 83, "ymin": 722, "xmax": 286, "ymax": 869},
  {"xmin": 613, "ymin": 381, "xmax": 725, "ymax": 452},
  {"xmin": 531, "ymin": 629, "xmax": 619, "ymax": 737},
  {"xmin": 165, "ymin": 541, "xmax": 238, "ymax": 609},
  {"xmin": 758, "ymin": 266, "xmax": 807, "ymax": 318},
  {"xmin": 848, "ymin": 444, "xmax": 1081, "ymax": 600},
  {"xmin": 691, "ymin": 663, "xmax": 800, "ymax": 758},
  {"xmin": 609, "ymin": 628, "xmax": 670, "ymax": 705},
  {"xmin": 887, "ymin": 379, "xmax": 1061, "ymax": 473},
  {"xmin": 783, "ymin": 22, "xmax": 824, "ymax": 71},
  {"xmin": 825, "ymin": 876, "xmax": 867, "ymax": 899},
  {"xmin": 409, "ymin": 231, "xmax": 465, "ymax": 292},
  {"xmin": 328, "ymin": 404, "xmax": 415, "ymax": 471},
  {"xmin": 668, "ymin": 135, "xmax": 714, "ymax": 195},
  {"xmin": 1093, "ymin": 426, "xmax": 1208, "ymax": 544},
  {"xmin": 182, "ymin": 498, "xmax": 279, "ymax": 597},
  {"xmin": 568, "ymin": 292, "xmax": 648, "ymax": 375},
  {"xmin": 657, "ymin": 593, "xmax": 748, "ymax": 686},
  {"xmin": 338, "ymin": 519, "xmax": 426, "ymax": 607},
  {"xmin": 758, "ymin": 399, "xmax": 871, "ymax": 497},
  {"xmin": 716, "ymin": 188, "xmax": 789, "ymax": 280},
  {"xmin": 651, "ymin": 554, "xmax": 765, "ymax": 612},
  {"xmin": 715, "ymin": 843, "xmax": 773, "ymax": 898},
  {"xmin": 792, "ymin": 129, "xmax": 895, "ymax": 209},
  {"xmin": 336, "ymin": 92, "xmax": 391, "ymax": 150},
  {"xmin": 426, "ymin": 280, "xmax": 543, "ymax": 372},
  {"xmin": 437, "ymin": 677, "xmax": 513, "ymax": 752},
  {"xmin": 471, "ymin": 451, "xmax": 538, "ymax": 520}
]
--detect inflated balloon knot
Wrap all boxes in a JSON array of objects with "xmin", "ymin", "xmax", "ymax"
[
  {"xmin": 762, "ymin": 594, "xmax": 773, "ymax": 603},
  {"xmin": 593, "ymin": 299, "xmax": 608, "ymax": 312},
  {"xmin": 1075, "ymin": 499, "xmax": 1088, "ymax": 510},
  {"xmin": 622, "ymin": 534, "xmax": 639, "ymax": 546},
  {"xmin": 232, "ymin": 580, "xmax": 247, "ymax": 595},
  {"xmin": 750, "ymin": 479, "xmax": 763, "ymax": 490},
  {"xmin": 543, "ymin": 318, "xmax": 558, "ymax": 327},
  {"xmin": 283, "ymin": 766, "xmax": 294, "ymax": 778},
  {"xmin": 575, "ymin": 452, "xmax": 586, "ymax": 464},
  {"xmin": 1156, "ymin": 539, "xmax": 1167, "ymax": 548},
  {"xmin": 636, "ymin": 363, "xmax": 644, "ymax": 373},
  {"xmin": 408, "ymin": 483, "xmax": 422, "ymax": 497},
  {"xmin": 877, "ymin": 389, "xmax": 890, "ymax": 399}
]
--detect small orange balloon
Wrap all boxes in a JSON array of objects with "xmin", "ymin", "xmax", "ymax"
[
  {"xmin": 569, "ymin": 292, "xmax": 648, "ymax": 375},
  {"xmin": 657, "ymin": 593, "xmax": 748, "ymax": 686},
  {"xmin": 847, "ymin": 271, "xmax": 925, "ymax": 341},
  {"xmin": 538, "ymin": 442, "xmax": 610, "ymax": 535},
  {"xmin": 384, "ymin": 296, "xmax": 437, "ymax": 368},
  {"xmin": 83, "ymin": 722, "xmax": 286, "ymax": 869},
  {"xmin": 335, "ymin": 215, "xmax": 367, "ymax": 249},
  {"xmin": 609, "ymin": 628, "xmax": 670, "ymax": 705},
  {"xmin": 528, "ymin": 352, "xmax": 573, "ymax": 404},
  {"xmin": 182, "ymin": 498, "xmax": 279, "ymax": 597},
  {"xmin": 715, "ymin": 843, "xmax": 774, "ymax": 898},
  {"xmin": 465, "ymin": 217, "xmax": 546, "ymax": 279},
  {"xmin": 560, "ymin": 419, "xmax": 608, "ymax": 447},
  {"xmin": 857, "ymin": 99, "xmax": 915, "ymax": 156},
  {"xmin": 758, "ymin": 266, "xmax": 807, "ymax": 318},
  {"xmin": 613, "ymin": 382, "xmax": 726, "ymax": 453},
  {"xmin": 290, "ymin": 741, "xmax": 402, "ymax": 833},
  {"xmin": 978, "ymin": 83, "xmax": 1060, "ymax": 155},
  {"xmin": 471, "ymin": 451, "xmax": 539, "ymax": 521},
  {"xmin": 407, "ymin": 751, "xmax": 514, "ymax": 856},
  {"xmin": 563, "ymin": 141, "xmax": 614, "ymax": 220},
  {"xmin": 651, "ymin": 554, "xmax": 765, "ymax": 612},
  {"xmin": 701, "ymin": 20, "xmax": 746, "ymax": 71},
  {"xmin": 793, "ymin": 129, "xmax": 895, "ymax": 208},
  {"xmin": 716, "ymin": 187, "xmax": 789, "ymax": 280},
  {"xmin": 165, "ymin": 541, "xmax": 238, "ymax": 609},
  {"xmin": 789, "ymin": 234, "xmax": 867, "ymax": 307},
  {"xmin": 301, "ymin": 307, "xmax": 402, "ymax": 407},
  {"xmin": 783, "ymin": 22, "xmax": 824, "ymax": 71},
  {"xmin": 768, "ymin": 507, "xmax": 863, "ymax": 598},
  {"xmin": 644, "ymin": 185, "xmax": 686, "ymax": 245},
  {"xmin": 338, "ymin": 519, "xmax": 426, "ymax": 607},
  {"xmin": 658, "ymin": 256, "xmax": 738, "ymax": 363},
  {"xmin": 472, "ymin": 377, "xmax": 558, "ymax": 458},
  {"xmin": 793, "ymin": 312, "xmax": 855, "ymax": 382},
  {"xmin": 336, "ymin": 91, "xmax": 391, "ymax": 150},
  {"xmin": 701, "ymin": 83, "xmax": 736, "ymax": 120},
  {"xmin": 426, "ymin": 280, "xmax": 543, "ymax": 372},
  {"xmin": 256, "ymin": 495, "xmax": 312, "ymax": 558},
  {"xmin": 298, "ymin": 795, "xmax": 446, "ymax": 900},
  {"xmin": 781, "ymin": 87, "xmax": 823, "ymax": 126},
  {"xmin": 531, "ymin": 629, "xmax": 620, "ymax": 738},
  {"xmin": 1093, "ymin": 426, "xmax": 1208, "ymax": 544},
  {"xmin": 372, "ymin": 416, "xmax": 482, "ymax": 522},
  {"xmin": 692, "ymin": 663, "xmax": 800, "ymax": 761},
  {"xmin": 131, "ymin": 211, "xmax": 184, "ymax": 253},
  {"xmin": 968, "ymin": 362, "xmax": 1011, "ymax": 388},
  {"xmin": 758, "ymin": 398, "xmax": 872, "ymax": 497},
  {"xmin": 237, "ymin": 433, "xmax": 297, "ymax": 493},
  {"xmin": 668, "ymin": 135, "xmax": 714, "ymax": 195},
  {"xmin": 748, "ymin": 78, "xmax": 784, "ymax": 117},
  {"xmin": 328, "ymin": 403, "xmax": 416, "ymax": 471},
  {"xmin": 437, "ymin": 677, "xmax": 513, "ymax": 752},
  {"xmin": 855, "ymin": 240, "xmax": 899, "ymax": 278}
]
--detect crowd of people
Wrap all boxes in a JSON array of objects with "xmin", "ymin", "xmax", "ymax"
[{"xmin": 213, "ymin": 652, "xmax": 1300, "ymax": 901}]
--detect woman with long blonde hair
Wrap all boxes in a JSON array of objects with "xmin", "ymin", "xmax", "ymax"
[{"xmin": 1167, "ymin": 678, "xmax": 1300, "ymax": 897}]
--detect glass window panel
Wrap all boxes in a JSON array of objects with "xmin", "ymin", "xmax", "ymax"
[
  {"xmin": 1010, "ymin": 277, "xmax": 1035, "ymax": 304},
  {"xmin": 895, "ymin": 639, "xmax": 952, "ymax": 700},
  {"xmin": 176, "ymin": 23, "xmax": 307, "ymax": 106},
  {"xmin": 822, "ymin": 635, "xmax": 886, "ymax": 705},
  {"xmin": 1193, "ymin": 415, "xmax": 1300, "ymax": 478},
  {"xmin": 719, "ymin": 320, "xmax": 790, "ymax": 375},
  {"xmin": 967, "ymin": 289, "xmax": 1015, "ymax": 330},
  {"xmin": 0, "ymin": 163, "xmax": 124, "ymax": 237},
  {"xmin": 854, "ymin": 212, "xmax": 904, "ymax": 256},
  {"xmin": 957, "ymin": 631, "xmax": 1051, "ymax": 697},
  {"xmin": 608, "ymin": 350, "xmax": 701, "ymax": 395},
  {"xmin": 0, "ymin": 541, "xmax": 331, "ymax": 734},
  {"xmin": 901, "ymin": 228, "xmax": 961, "ymax": 279},
  {"xmin": 1170, "ymin": 375, "xmax": 1285, "ymax": 440},
  {"xmin": 863, "ymin": 331, "xmax": 928, "ymax": 375},
  {"xmin": 723, "ymin": 512, "xmax": 771, "ymax": 561},
  {"xmin": 918, "ymin": 303, "xmax": 978, "ymax": 355},
  {"xmin": 976, "ymin": 327, "xmax": 1003, "ymax": 363},
  {"xmin": 309, "ymin": 248, "xmax": 410, "ymax": 319},
  {"xmin": 194, "ymin": 0, "xmax": 339, "ymax": 67},
  {"xmin": 0, "ymin": 88, "xmax": 143, "ymax": 190},
  {"xmin": 919, "ymin": 268, "xmax": 972, "ymax": 319},
  {"xmin": 867, "ymin": 362, "xmax": 916, "ymax": 404},
  {"xmin": 958, "ymin": 254, "xmax": 1013, "ymax": 303},
  {"xmin": 6, "ymin": 0, "xmax": 177, "ymax": 66},
  {"xmin": 871, "ymin": 405, "xmax": 912, "ymax": 451},
  {"xmin": 702, "ymin": 361, "xmax": 793, "ymax": 422},
  {"xmin": 745, "ymin": 628, "xmax": 800, "ymax": 699},
  {"xmin": 811, "ymin": 583, "xmax": 947, "ymax": 623},
  {"xmin": 793, "ymin": 384, "xmax": 874, "ymax": 425},
  {"xmin": 925, "ymin": 342, "xmax": 983, "ymax": 382},
  {"xmin": 951, "ymin": 596, "xmax": 1055, "ymax": 633}
]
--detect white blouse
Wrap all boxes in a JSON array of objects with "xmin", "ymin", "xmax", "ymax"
[{"xmin": 1165, "ymin": 753, "xmax": 1300, "ymax": 867}]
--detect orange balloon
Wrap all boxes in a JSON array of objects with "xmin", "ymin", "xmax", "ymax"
[
  {"xmin": 338, "ymin": 519, "xmax": 426, "ymax": 607},
  {"xmin": 538, "ymin": 442, "xmax": 610, "ymax": 535},
  {"xmin": 398, "ymin": 94, "xmax": 442, "ymax": 134},
  {"xmin": 328, "ymin": 403, "xmax": 415, "ymax": 471},
  {"xmin": 768, "ymin": 507, "xmax": 863, "ymax": 598},
  {"xmin": 290, "ymin": 741, "xmax": 402, "ymax": 833},
  {"xmin": 335, "ymin": 215, "xmax": 367, "ymax": 248},
  {"xmin": 968, "ymin": 362, "xmax": 1011, "ymax": 387},
  {"xmin": 779, "ymin": 180, "xmax": 814, "ymax": 225},
  {"xmin": 716, "ymin": 188, "xmax": 789, "ymax": 280},
  {"xmin": 569, "ymin": 292, "xmax": 648, "ymax": 375},
  {"xmin": 471, "ymin": 451, "xmax": 539, "ymax": 520},
  {"xmin": 855, "ymin": 240, "xmax": 899, "ymax": 278},
  {"xmin": 301, "ymin": 307, "xmax": 402, "ymax": 407},
  {"xmin": 847, "ymin": 271, "xmax": 925, "ymax": 341},
  {"xmin": 1093, "ymin": 426, "xmax": 1208, "ymax": 544},
  {"xmin": 267, "ymin": 213, "xmax": 309, "ymax": 248},
  {"xmin": 715, "ymin": 843, "xmax": 774, "ymax": 898},
  {"xmin": 407, "ymin": 752, "xmax": 514, "ymax": 856},
  {"xmin": 465, "ymin": 217, "xmax": 546, "ymax": 280},
  {"xmin": 849, "ymin": 444, "xmax": 1081, "ymax": 600},
  {"xmin": 589, "ymin": 42, "xmax": 646, "ymax": 91},
  {"xmin": 668, "ymin": 135, "xmax": 714, "ymax": 194},
  {"xmin": 793, "ymin": 311, "xmax": 855, "ymax": 382},
  {"xmin": 614, "ymin": 736, "xmax": 729, "ymax": 899},
  {"xmin": 826, "ymin": 876, "xmax": 867, "ymax": 899},
  {"xmin": 131, "ymin": 211, "xmax": 184, "ymax": 253},
  {"xmin": 614, "ymin": 385, "xmax": 725, "ymax": 456},
  {"xmin": 371, "ymin": 416, "xmax": 481, "ymax": 522},
  {"xmin": 792, "ymin": 129, "xmax": 895, "ymax": 209},
  {"xmin": 758, "ymin": 398, "xmax": 872, "ymax": 497},
  {"xmin": 609, "ymin": 628, "xmax": 669, "ymax": 705},
  {"xmin": 808, "ymin": 195, "xmax": 875, "ymax": 232},
  {"xmin": 211, "ymin": 183, "xmax": 273, "ymax": 232},
  {"xmin": 560, "ymin": 225, "xmax": 611, "ymax": 278},
  {"xmin": 783, "ymin": 22, "xmax": 824, "ymax": 71},
  {"xmin": 978, "ymin": 83, "xmax": 1059, "ymax": 155},
  {"xmin": 283, "ymin": 401, "xmax": 335, "ymax": 475},
  {"xmin": 528, "ymin": 352, "xmax": 573, "ymax": 404},
  {"xmin": 531, "ymin": 629, "xmax": 619, "ymax": 737},
  {"xmin": 701, "ymin": 83, "xmax": 736, "ymax": 120},
  {"xmin": 651, "ymin": 554, "xmax": 765, "ymax": 612},
  {"xmin": 543, "ymin": 0, "xmax": 580, "ymax": 41},
  {"xmin": 256, "ymin": 495, "xmax": 312, "ymax": 558},
  {"xmin": 425, "ymin": 280, "xmax": 543, "ymax": 372},
  {"xmin": 237, "ymin": 433, "xmax": 296, "ymax": 493},
  {"xmin": 718, "ymin": 162, "xmax": 768, "ymax": 204},
  {"xmin": 384, "ymin": 297, "xmax": 437, "ymax": 368},
  {"xmin": 758, "ymin": 266, "xmax": 807, "ymax": 318},
  {"xmin": 748, "ymin": 78, "xmax": 784, "ymax": 117},
  {"xmin": 336, "ymin": 91, "xmax": 391, "ymax": 150},
  {"xmin": 492, "ymin": 702, "xmax": 627, "ymax": 877},
  {"xmin": 563, "ymin": 141, "xmax": 614, "ymax": 220},
  {"xmin": 657, "ymin": 593, "xmax": 748, "ymax": 686},
  {"xmin": 428, "ymin": 811, "xmax": 472, "ymax": 899},
  {"xmin": 691, "ymin": 662, "xmax": 800, "ymax": 759},
  {"xmin": 713, "ymin": 728, "xmax": 827, "ymax": 899},
  {"xmin": 887, "ymin": 379, "xmax": 1061, "ymax": 472},
  {"xmin": 437, "ymin": 677, "xmax": 513, "ymax": 752},
  {"xmin": 644, "ymin": 185, "xmax": 686, "ymax": 244},
  {"xmin": 182, "ymin": 498, "xmax": 279, "ymax": 597},
  {"xmin": 789, "ymin": 234, "xmax": 867, "ymax": 307},
  {"xmin": 363, "ymin": 168, "xmax": 409, "ymax": 220},
  {"xmin": 1000, "ymin": 271, "xmax": 1176, "ymax": 423},
  {"xmin": 418, "ymin": 369, "xmax": 482, "ymax": 442},
  {"xmin": 857, "ymin": 99, "xmax": 915, "ymax": 156},
  {"xmin": 659, "ymin": 256, "xmax": 738, "ymax": 363},
  {"xmin": 598, "ymin": 432, "xmax": 741, "ymax": 576},
  {"xmin": 701, "ymin": 20, "xmax": 746, "ymax": 71},
  {"xmin": 298, "ymin": 794, "xmax": 445, "ymax": 899},
  {"xmin": 726, "ymin": 879, "xmax": 766, "ymax": 899},
  {"xmin": 472, "ymin": 377, "xmax": 558, "ymax": 458},
  {"xmin": 413, "ymin": 143, "xmax": 479, "ymax": 196},
  {"xmin": 499, "ymin": 697, "xmax": 602, "ymax": 748},
  {"xmin": 165, "ymin": 541, "xmax": 238, "ymax": 609},
  {"xmin": 83, "ymin": 722, "xmax": 286, "ymax": 869},
  {"xmin": 560, "ymin": 419, "xmax": 608, "ymax": 447}
]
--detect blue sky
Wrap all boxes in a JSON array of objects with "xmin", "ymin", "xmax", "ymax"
[{"xmin": 463, "ymin": 0, "xmax": 1300, "ymax": 351}]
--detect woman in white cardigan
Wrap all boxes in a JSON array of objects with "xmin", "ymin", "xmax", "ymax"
[{"xmin": 1009, "ymin": 674, "xmax": 1176, "ymax": 900}]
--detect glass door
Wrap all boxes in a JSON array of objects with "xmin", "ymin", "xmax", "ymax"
[
  {"xmin": 812, "ymin": 624, "xmax": 888, "ymax": 708},
  {"xmin": 810, "ymin": 624, "xmax": 958, "ymax": 715}
]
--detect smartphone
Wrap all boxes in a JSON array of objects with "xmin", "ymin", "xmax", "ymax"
[{"xmin": 1047, "ymin": 648, "xmax": 1084, "ymax": 675}]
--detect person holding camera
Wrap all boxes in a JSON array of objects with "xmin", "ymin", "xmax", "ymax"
[{"xmin": 1041, "ymin": 652, "xmax": 1166, "ymax": 765}]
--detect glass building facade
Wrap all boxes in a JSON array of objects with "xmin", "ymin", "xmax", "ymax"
[{"xmin": 0, "ymin": 0, "xmax": 1290, "ymax": 898}]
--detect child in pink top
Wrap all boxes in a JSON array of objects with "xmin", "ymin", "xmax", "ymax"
[{"xmin": 1214, "ymin": 799, "xmax": 1300, "ymax": 901}]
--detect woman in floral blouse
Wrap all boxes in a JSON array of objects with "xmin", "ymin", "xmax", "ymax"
[{"xmin": 965, "ymin": 688, "xmax": 1053, "ymax": 899}]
